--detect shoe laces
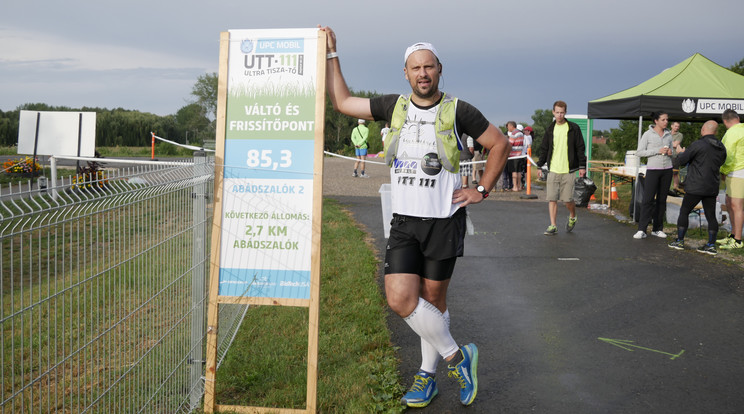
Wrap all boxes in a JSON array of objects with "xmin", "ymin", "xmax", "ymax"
[
  {"xmin": 409, "ymin": 374, "xmax": 429, "ymax": 392},
  {"xmin": 447, "ymin": 366, "xmax": 467, "ymax": 389}
]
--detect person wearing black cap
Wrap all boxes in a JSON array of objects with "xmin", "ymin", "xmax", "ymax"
[{"xmin": 320, "ymin": 25, "xmax": 510, "ymax": 408}]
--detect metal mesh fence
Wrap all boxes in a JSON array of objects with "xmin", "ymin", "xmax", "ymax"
[{"xmin": 0, "ymin": 154, "xmax": 244, "ymax": 413}]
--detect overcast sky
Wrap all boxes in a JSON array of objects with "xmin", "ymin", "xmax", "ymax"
[{"xmin": 1, "ymin": 0, "xmax": 741, "ymax": 132}]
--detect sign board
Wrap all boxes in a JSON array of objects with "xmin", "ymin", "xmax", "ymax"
[
  {"xmin": 566, "ymin": 114, "xmax": 593, "ymax": 163},
  {"xmin": 205, "ymin": 28, "xmax": 326, "ymax": 413},
  {"xmin": 218, "ymin": 28, "xmax": 321, "ymax": 300},
  {"xmin": 17, "ymin": 110, "xmax": 96, "ymax": 157}
]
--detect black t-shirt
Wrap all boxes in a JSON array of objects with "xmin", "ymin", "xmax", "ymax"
[{"xmin": 369, "ymin": 94, "xmax": 490, "ymax": 141}]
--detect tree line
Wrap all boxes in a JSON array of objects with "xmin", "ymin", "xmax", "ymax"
[
  {"xmin": 2, "ymin": 56, "xmax": 742, "ymax": 159},
  {"xmin": 0, "ymin": 102, "xmax": 212, "ymax": 149},
  {"xmin": 0, "ymin": 73, "xmax": 217, "ymax": 151}
]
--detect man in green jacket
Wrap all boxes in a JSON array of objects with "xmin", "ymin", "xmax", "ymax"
[{"xmin": 351, "ymin": 119, "xmax": 370, "ymax": 178}]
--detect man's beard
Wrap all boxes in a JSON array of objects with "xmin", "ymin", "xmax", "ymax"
[{"xmin": 412, "ymin": 79, "xmax": 439, "ymax": 100}]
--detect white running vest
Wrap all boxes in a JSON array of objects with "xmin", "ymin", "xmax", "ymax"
[{"xmin": 389, "ymin": 102, "xmax": 462, "ymax": 218}]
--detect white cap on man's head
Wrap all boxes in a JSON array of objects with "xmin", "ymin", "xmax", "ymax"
[
  {"xmin": 404, "ymin": 42, "xmax": 439, "ymax": 65},
  {"xmin": 358, "ymin": 119, "xmax": 365, "ymax": 124},
  {"xmin": 517, "ymin": 124, "xmax": 524, "ymax": 131}
]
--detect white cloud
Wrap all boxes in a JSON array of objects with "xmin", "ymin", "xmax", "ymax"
[
  {"xmin": 0, "ymin": 26, "xmax": 211, "ymax": 114},
  {"xmin": 0, "ymin": 27, "xmax": 208, "ymax": 71}
]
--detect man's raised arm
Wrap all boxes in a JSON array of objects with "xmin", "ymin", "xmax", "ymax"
[{"xmin": 319, "ymin": 26, "xmax": 373, "ymax": 120}]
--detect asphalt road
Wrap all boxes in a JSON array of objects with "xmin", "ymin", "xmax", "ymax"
[{"xmin": 329, "ymin": 180, "xmax": 744, "ymax": 413}]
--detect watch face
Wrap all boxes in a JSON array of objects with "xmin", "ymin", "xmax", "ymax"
[{"xmin": 477, "ymin": 185, "xmax": 485, "ymax": 192}]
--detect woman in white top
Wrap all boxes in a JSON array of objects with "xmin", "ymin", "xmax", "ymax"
[{"xmin": 633, "ymin": 111, "xmax": 674, "ymax": 239}]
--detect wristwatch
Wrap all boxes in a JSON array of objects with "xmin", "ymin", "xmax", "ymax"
[{"xmin": 476, "ymin": 185, "xmax": 489, "ymax": 199}]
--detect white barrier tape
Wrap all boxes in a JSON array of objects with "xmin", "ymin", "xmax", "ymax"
[
  {"xmin": 323, "ymin": 151, "xmax": 387, "ymax": 165},
  {"xmin": 463, "ymin": 154, "xmax": 538, "ymax": 167},
  {"xmin": 152, "ymin": 134, "xmax": 215, "ymax": 152},
  {"xmin": 323, "ymin": 151, "xmax": 538, "ymax": 167},
  {"xmin": 51, "ymin": 155, "xmax": 193, "ymax": 166}
]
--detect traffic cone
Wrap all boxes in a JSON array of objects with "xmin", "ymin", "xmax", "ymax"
[{"xmin": 610, "ymin": 181, "xmax": 619, "ymax": 200}]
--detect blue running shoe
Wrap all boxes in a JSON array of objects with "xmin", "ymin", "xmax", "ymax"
[
  {"xmin": 448, "ymin": 343, "xmax": 478, "ymax": 405},
  {"xmin": 400, "ymin": 371, "xmax": 438, "ymax": 408}
]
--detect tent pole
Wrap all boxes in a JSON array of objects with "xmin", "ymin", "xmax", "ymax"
[
  {"xmin": 637, "ymin": 115, "xmax": 643, "ymax": 142},
  {"xmin": 633, "ymin": 115, "xmax": 643, "ymax": 223}
]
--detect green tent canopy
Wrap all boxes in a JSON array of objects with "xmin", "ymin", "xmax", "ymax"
[{"xmin": 588, "ymin": 53, "xmax": 744, "ymax": 121}]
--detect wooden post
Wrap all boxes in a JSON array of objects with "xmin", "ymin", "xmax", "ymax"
[
  {"xmin": 304, "ymin": 30, "xmax": 327, "ymax": 413},
  {"xmin": 203, "ymin": 30, "xmax": 231, "ymax": 414}
]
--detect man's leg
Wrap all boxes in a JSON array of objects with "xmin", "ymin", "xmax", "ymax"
[
  {"xmin": 675, "ymin": 195, "xmax": 696, "ymax": 241},
  {"xmin": 420, "ymin": 309, "xmax": 449, "ymax": 374},
  {"xmin": 385, "ymin": 274, "xmax": 459, "ymax": 360},
  {"xmin": 731, "ymin": 197, "xmax": 744, "ymax": 241},
  {"xmin": 561, "ymin": 172, "xmax": 577, "ymax": 226},
  {"xmin": 722, "ymin": 194, "xmax": 734, "ymax": 241},
  {"xmin": 385, "ymin": 273, "xmax": 423, "ymax": 317},
  {"xmin": 549, "ymin": 201, "xmax": 558, "ymax": 226},
  {"xmin": 726, "ymin": 194, "xmax": 733, "ymax": 231},
  {"xmin": 720, "ymin": 196, "xmax": 744, "ymax": 250},
  {"xmin": 388, "ymin": 273, "xmax": 462, "ymax": 406},
  {"xmin": 360, "ymin": 155, "xmax": 367, "ymax": 176},
  {"xmin": 721, "ymin": 176, "xmax": 744, "ymax": 246},
  {"xmin": 566, "ymin": 201, "xmax": 576, "ymax": 218},
  {"xmin": 419, "ymin": 277, "xmax": 449, "ymax": 313},
  {"xmin": 353, "ymin": 156, "xmax": 360, "ymax": 176},
  {"xmin": 415, "ymin": 276, "xmax": 477, "ymax": 406},
  {"xmin": 701, "ymin": 195, "xmax": 719, "ymax": 246},
  {"xmin": 418, "ymin": 277, "xmax": 452, "ymax": 373},
  {"xmin": 387, "ymin": 273, "xmax": 449, "ymax": 407}
]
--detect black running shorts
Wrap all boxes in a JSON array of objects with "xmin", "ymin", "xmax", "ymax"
[{"xmin": 384, "ymin": 207, "xmax": 466, "ymax": 281}]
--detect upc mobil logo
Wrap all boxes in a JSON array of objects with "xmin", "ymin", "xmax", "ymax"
[
  {"xmin": 240, "ymin": 38, "xmax": 304, "ymax": 76},
  {"xmin": 684, "ymin": 98, "xmax": 744, "ymax": 114}
]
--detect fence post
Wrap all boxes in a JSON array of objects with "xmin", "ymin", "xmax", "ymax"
[
  {"xmin": 190, "ymin": 150, "xmax": 208, "ymax": 409},
  {"xmin": 50, "ymin": 155, "xmax": 59, "ymax": 200}
]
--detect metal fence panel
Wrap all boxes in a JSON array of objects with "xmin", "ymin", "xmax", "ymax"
[{"xmin": 0, "ymin": 154, "xmax": 245, "ymax": 413}]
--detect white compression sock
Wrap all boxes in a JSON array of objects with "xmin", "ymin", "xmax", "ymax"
[
  {"xmin": 403, "ymin": 298, "xmax": 459, "ymax": 362},
  {"xmin": 420, "ymin": 309, "xmax": 450, "ymax": 374}
]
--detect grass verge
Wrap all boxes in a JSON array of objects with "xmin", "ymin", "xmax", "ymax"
[{"xmin": 213, "ymin": 199, "xmax": 404, "ymax": 413}]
